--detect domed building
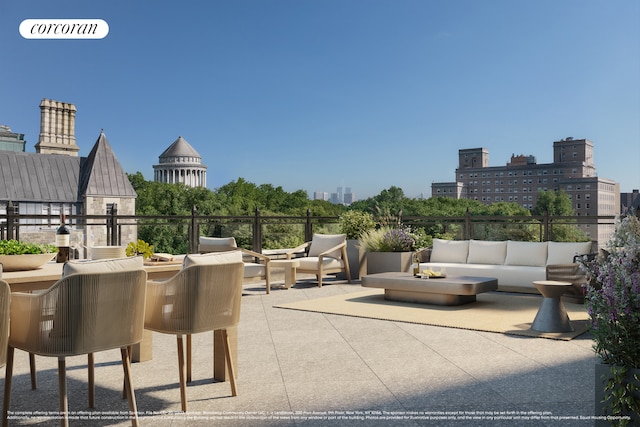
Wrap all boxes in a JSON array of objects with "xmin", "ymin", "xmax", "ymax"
[{"xmin": 153, "ymin": 136, "xmax": 207, "ymax": 188}]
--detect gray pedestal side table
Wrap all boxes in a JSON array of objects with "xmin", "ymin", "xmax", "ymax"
[{"xmin": 531, "ymin": 280, "xmax": 574, "ymax": 333}]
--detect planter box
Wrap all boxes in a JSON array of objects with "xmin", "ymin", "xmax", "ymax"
[
  {"xmin": 366, "ymin": 251, "xmax": 414, "ymax": 275},
  {"xmin": 346, "ymin": 239, "xmax": 367, "ymax": 280},
  {"xmin": 594, "ymin": 363, "xmax": 640, "ymax": 426}
]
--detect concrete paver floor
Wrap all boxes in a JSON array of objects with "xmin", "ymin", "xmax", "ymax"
[{"xmin": 1, "ymin": 276, "xmax": 600, "ymax": 426}]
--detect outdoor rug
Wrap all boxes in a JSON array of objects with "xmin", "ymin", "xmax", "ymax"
[{"xmin": 275, "ymin": 289, "xmax": 590, "ymax": 340}]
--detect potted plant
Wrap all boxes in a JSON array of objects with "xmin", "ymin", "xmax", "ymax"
[
  {"xmin": 360, "ymin": 226, "xmax": 420, "ymax": 274},
  {"xmin": 339, "ymin": 211, "xmax": 376, "ymax": 279},
  {"xmin": 578, "ymin": 214, "xmax": 640, "ymax": 426},
  {"xmin": 0, "ymin": 239, "xmax": 57, "ymax": 271},
  {"xmin": 125, "ymin": 239, "xmax": 154, "ymax": 260}
]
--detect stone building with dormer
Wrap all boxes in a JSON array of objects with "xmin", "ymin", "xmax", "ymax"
[{"xmin": 0, "ymin": 99, "xmax": 137, "ymax": 252}]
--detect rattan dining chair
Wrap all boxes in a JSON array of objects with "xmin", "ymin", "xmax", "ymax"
[
  {"xmin": 0, "ymin": 280, "xmax": 10, "ymax": 369},
  {"xmin": 144, "ymin": 254, "xmax": 244, "ymax": 412},
  {"xmin": 2, "ymin": 269, "xmax": 147, "ymax": 427}
]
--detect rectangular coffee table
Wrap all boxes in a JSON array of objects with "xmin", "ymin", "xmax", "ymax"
[{"xmin": 361, "ymin": 272, "xmax": 498, "ymax": 306}]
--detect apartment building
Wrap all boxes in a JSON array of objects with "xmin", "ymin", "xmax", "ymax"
[{"xmin": 432, "ymin": 138, "xmax": 619, "ymax": 243}]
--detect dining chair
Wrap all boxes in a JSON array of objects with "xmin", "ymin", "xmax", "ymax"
[
  {"xmin": 24, "ymin": 256, "xmax": 145, "ymax": 406},
  {"xmin": 284, "ymin": 233, "xmax": 351, "ymax": 287},
  {"xmin": 198, "ymin": 236, "xmax": 272, "ymax": 293},
  {"xmin": 0, "ymin": 280, "xmax": 10, "ymax": 369},
  {"xmin": 2, "ymin": 268, "xmax": 147, "ymax": 427},
  {"xmin": 144, "ymin": 251, "xmax": 244, "ymax": 411}
]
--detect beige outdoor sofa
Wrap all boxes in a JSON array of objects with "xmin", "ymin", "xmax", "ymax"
[{"xmin": 420, "ymin": 239, "xmax": 593, "ymax": 294}]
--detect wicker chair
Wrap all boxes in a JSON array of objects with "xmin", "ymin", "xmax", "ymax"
[
  {"xmin": 144, "ymin": 258, "xmax": 244, "ymax": 412},
  {"xmin": 285, "ymin": 233, "xmax": 351, "ymax": 287},
  {"xmin": 199, "ymin": 236, "xmax": 272, "ymax": 293},
  {"xmin": 2, "ymin": 269, "xmax": 147, "ymax": 427},
  {"xmin": 0, "ymin": 280, "xmax": 10, "ymax": 369}
]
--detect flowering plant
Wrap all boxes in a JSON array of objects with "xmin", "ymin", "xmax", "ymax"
[
  {"xmin": 359, "ymin": 226, "xmax": 418, "ymax": 252},
  {"xmin": 578, "ymin": 214, "xmax": 640, "ymax": 422}
]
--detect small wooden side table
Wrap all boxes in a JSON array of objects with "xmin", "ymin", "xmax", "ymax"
[
  {"xmin": 269, "ymin": 259, "xmax": 300, "ymax": 291},
  {"xmin": 531, "ymin": 280, "xmax": 574, "ymax": 333}
]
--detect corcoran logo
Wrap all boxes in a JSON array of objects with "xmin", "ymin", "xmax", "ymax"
[{"xmin": 20, "ymin": 19, "xmax": 109, "ymax": 39}]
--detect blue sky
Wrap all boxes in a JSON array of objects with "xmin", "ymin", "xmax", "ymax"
[{"xmin": 1, "ymin": 0, "xmax": 639, "ymax": 200}]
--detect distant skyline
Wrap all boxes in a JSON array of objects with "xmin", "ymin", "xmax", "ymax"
[{"xmin": 1, "ymin": 1, "xmax": 639, "ymax": 200}]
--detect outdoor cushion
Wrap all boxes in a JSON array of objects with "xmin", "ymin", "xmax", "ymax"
[
  {"xmin": 63, "ymin": 256, "xmax": 144, "ymax": 276},
  {"xmin": 307, "ymin": 234, "xmax": 345, "ymax": 259},
  {"xmin": 298, "ymin": 257, "xmax": 344, "ymax": 270},
  {"xmin": 183, "ymin": 250, "xmax": 243, "ymax": 267},
  {"xmin": 430, "ymin": 239, "xmax": 469, "ymax": 263},
  {"xmin": 546, "ymin": 241, "xmax": 593, "ymax": 265},
  {"xmin": 505, "ymin": 241, "xmax": 548, "ymax": 267},
  {"xmin": 198, "ymin": 236, "xmax": 237, "ymax": 252},
  {"xmin": 466, "ymin": 240, "xmax": 507, "ymax": 265}
]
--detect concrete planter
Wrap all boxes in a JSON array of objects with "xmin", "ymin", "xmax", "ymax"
[
  {"xmin": 346, "ymin": 239, "xmax": 367, "ymax": 280},
  {"xmin": 366, "ymin": 251, "xmax": 414, "ymax": 275}
]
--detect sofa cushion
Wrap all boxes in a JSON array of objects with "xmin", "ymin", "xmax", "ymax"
[
  {"xmin": 505, "ymin": 241, "xmax": 548, "ymax": 267},
  {"xmin": 430, "ymin": 239, "xmax": 469, "ymax": 263},
  {"xmin": 183, "ymin": 250, "xmax": 243, "ymax": 268},
  {"xmin": 308, "ymin": 234, "xmax": 345, "ymax": 259},
  {"xmin": 546, "ymin": 241, "xmax": 593, "ymax": 265},
  {"xmin": 467, "ymin": 240, "xmax": 507, "ymax": 265},
  {"xmin": 63, "ymin": 256, "xmax": 144, "ymax": 276}
]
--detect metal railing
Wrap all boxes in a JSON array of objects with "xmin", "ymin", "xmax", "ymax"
[{"xmin": 1, "ymin": 203, "xmax": 624, "ymax": 254}]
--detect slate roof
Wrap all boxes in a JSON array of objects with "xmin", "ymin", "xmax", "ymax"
[
  {"xmin": 77, "ymin": 131, "xmax": 137, "ymax": 197},
  {"xmin": 158, "ymin": 136, "xmax": 202, "ymax": 160},
  {"xmin": 0, "ymin": 130, "xmax": 136, "ymax": 203},
  {"xmin": 0, "ymin": 151, "xmax": 80, "ymax": 202}
]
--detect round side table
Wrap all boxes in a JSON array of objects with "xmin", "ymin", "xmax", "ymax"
[{"xmin": 531, "ymin": 280, "xmax": 574, "ymax": 333}]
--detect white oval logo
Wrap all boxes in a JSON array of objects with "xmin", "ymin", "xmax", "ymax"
[{"xmin": 20, "ymin": 19, "xmax": 109, "ymax": 39}]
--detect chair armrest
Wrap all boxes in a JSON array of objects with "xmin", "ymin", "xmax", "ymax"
[
  {"xmin": 239, "ymin": 248, "xmax": 270, "ymax": 264},
  {"xmin": 8, "ymin": 292, "xmax": 45, "ymax": 348},
  {"xmin": 317, "ymin": 241, "xmax": 347, "ymax": 259},
  {"xmin": 285, "ymin": 242, "xmax": 311, "ymax": 259}
]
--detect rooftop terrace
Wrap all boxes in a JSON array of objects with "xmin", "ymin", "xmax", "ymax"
[{"xmin": 2, "ymin": 275, "xmax": 599, "ymax": 427}]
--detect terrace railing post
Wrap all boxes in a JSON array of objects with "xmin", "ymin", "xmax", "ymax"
[
  {"xmin": 190, "ymin": 205, "xmax": 199, "ymax": 254},
  {"xmin": 464, "ymin": 208, "xmax": 471, "ymax": 240},
  {"xmin": 543, "ymin": 209, "xmax": 550, "ymax": 242},
  {"xmin": 108, "ymin": 204, "xmax": 118, "ymax": 246},
  {"xmin": 305, "ymin": 209, "xmax": 313, "ymax": 242},
  {"xmin": 6, "ymin": 201, "xmax": 16, "ymax": 240},
  {"xmin": 253, "ymin": 208, "xmax": 262, "ymax": 253}
]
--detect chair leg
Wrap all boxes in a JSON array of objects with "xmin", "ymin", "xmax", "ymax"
[
  {"xmin": 88, "ymin": 353, "xmax": 95, "ymax": 408},
  {"xmin": 58, "ymin": 358, "xmax": 69, "ymax": 427},
  {"xmin": 2, "ymin": 346, "xmax": 15, "ymax": 427},
  {"xmin": 29, "ymin": 352, "xmax": 37, "ymax": 389},
  {"xmin": 265, "ymin": 267, "xmax": 271, "ymax": 294},
  {"xmin": 221, "ymin": 329, "xmax": 238, "ymax": 396},
  {"xmin": 186, "ymin": 334, "xmax": 192, "ymax": 383},
  {"xmin": 120, "ymin": 347, "xmax": 139, "ymax": 427},
  {"xmin": 176, "ymin": 336, "xmax": 188, "ymax": 412},
  {"xmin": 122, "ymin": 346, "xmax": 132, "ymax": 400}
]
